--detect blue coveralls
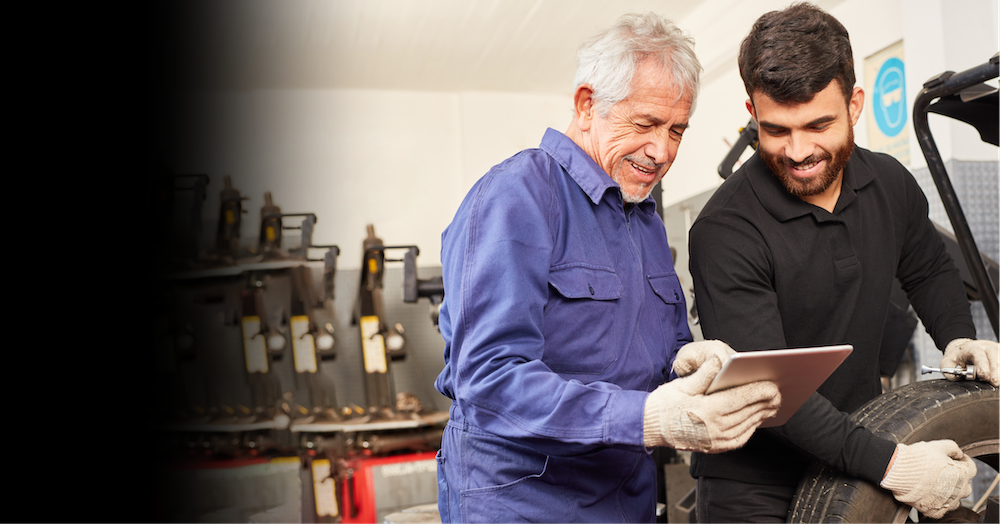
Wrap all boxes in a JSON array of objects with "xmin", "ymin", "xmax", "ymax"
[{"xmin": 434, "ymin": 128, "xmax": 691, "ymax": 523}]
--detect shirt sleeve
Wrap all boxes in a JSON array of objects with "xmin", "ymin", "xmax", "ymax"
[
  {"xmin": 894, "ymin": 168, "xmax": 976, "ymax": 348},
  {"xmin": 442, "ymin": 160, "xmax": 648, "ymax": 455},
  {"xmin": 689, "ymin": 212, "xmax": 894, "ymax": 484}
]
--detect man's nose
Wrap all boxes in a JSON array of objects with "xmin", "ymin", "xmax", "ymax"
[
  {"xmin": 645, "ymin": 129, "xmax": 673, "ymax": 165},
  {"xmin": 785, "ymin": 132, "xmax": 812, "ymax": 163}
]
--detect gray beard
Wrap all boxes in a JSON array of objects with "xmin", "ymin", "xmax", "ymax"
[{"xmin": 612, "ymin": 173, "xmax": 654, "ymax": 203}]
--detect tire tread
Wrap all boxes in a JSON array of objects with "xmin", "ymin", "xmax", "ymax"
[{"xmin": 788, "ymin": 380, "xmax": 998, "ymax": 523}]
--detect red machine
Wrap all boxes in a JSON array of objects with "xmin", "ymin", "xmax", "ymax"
[{"xmin": 341, "ymin": 451, "xmax": 438, "ymax": 523}]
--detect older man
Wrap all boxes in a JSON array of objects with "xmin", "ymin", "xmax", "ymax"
[
  {"xmin": 433, "ymin": 13, "xmax": 781, "ymax": 523},
  {"xmin": 689, "ymin": 3, "xmax": 994, "ymax": 522}
]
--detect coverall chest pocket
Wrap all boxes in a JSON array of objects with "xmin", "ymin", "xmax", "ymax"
[
  {"xmin": 646, "ymin": 274, "xmax": 684, "ymax": 350},
  {"xmin": 647, "ymin": 274, "xmax": 683, "ymax": 306},
  {"xmin": 544, "ymin": 265, "xmax": 622, "ymax": 375}
]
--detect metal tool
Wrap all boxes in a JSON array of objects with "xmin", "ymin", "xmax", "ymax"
[{"xmin": 920, "ymin": 364, "xmax": 975, "ymax": 377}]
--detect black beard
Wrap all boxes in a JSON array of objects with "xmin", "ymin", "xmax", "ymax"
[{"xmin": 761, "ymin": 127, "xmax": 855, "ymax": 197}]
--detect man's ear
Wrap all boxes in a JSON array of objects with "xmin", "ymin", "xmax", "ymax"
[
  {"xmin": 574, "ymin": 84, "xmax": 596, "ymax": 131},
  {"xmin": 848, "ymin": 86, "xmax": 864, "ymax": 126},
  {"xmin": 745, "ymin": 98, "xmax": 757, "ymax": 122}
]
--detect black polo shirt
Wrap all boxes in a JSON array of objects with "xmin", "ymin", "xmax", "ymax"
[{"xmin": 688, "ymin": 147, "xmax": 975, "ymax": 485}]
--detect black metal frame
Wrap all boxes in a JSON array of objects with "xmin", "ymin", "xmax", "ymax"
[
  {"xmin": 912, "ymin": 53, "xmax": 999, "ymax": 337},
  {"xmin": 718, "ymin": 119, "xmax": 758, "ymax": 179}
]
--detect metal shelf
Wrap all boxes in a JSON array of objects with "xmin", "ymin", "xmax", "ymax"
[
  {"xmin": 161, "ymin": 414, "xmax": 291, "ymax": 432},
  {"xmin": 160, "ymin": 259, "xmax": 323, "ymax": 280},
  {"xmin": 290, "ymin": 411, "xmax": 448, "ymax": 433}
]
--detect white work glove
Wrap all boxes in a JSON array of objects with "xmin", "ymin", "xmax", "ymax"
[
  {"xmin": 671, "ymin": 340, "xmax": 736, "ymax": 377},
  {"xmin": 941, "ymin": 338, "xmax": 999, "ymax": 387},
  {"xmin": 643, "ymin": 350, "xmax": 780, "ymax": 453},
  {"xmin": 880, "ymin": 440, "xmax": 977, "ymax": 519}
]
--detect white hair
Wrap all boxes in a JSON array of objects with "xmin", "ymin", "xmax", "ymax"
[{"xmin": 574, "ymin": 13, "xmax": 702, "ymax": 116}]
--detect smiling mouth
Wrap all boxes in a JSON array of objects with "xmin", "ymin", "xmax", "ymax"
[
  {"xmin": 788, "ymin": 158, "xmax": 824, "ymax": 178},
  {"xmin": 629, "ymin": 160, "xmax": 657, "ymax": 178}
]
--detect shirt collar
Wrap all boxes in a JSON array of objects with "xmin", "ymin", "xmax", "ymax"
[
  {"xmin": 745, "ymin": 147, "xmax": 872, "ymax": 222},
  {"xmin": 539, "ymin": 128, "xmax": 657, "ymax": 213}
]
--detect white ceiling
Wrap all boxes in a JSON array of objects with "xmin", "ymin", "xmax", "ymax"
[{"xmin": 175, "ymin": 0, "xmax": 708, "ymax": 93}]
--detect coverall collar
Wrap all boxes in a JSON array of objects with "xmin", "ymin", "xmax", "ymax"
[{"xmin": 540, "ymin": 128, "xmax": 658, "ymax": 215}]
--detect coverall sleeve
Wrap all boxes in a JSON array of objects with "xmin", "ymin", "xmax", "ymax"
[{"xmin": 443, "ymin": 160, "xmax": 648, "ymax": 455}]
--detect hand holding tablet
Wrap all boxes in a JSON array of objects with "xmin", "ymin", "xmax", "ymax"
[{"xmin": 705, "ymin": 345, "xmax": 854, "ymax": 428}]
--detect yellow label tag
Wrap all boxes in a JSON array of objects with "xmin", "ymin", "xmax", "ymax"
[
  {"xmin": 360, "ymin": 315, "xmax": 387, "ymax": 374},
  {"xmin": 241, "ymin": 316, "xmax": 268, "ymax": 373},
  {"xmin": 291, "ymin": 315, "xmax": 318, "ymax": 373},
  {"xmin": 225, "ymin": 209, "xmax": 235, "ymax": 225},
  {"xmin": 368, "ymin": 257, "xmax": 378, "ymax": 274},
  {"xmin": 311, "ymin": 459, "xmax": 339, "ymax": 517},
  {"xmin": 266, "ymin": 225, "xmax": 276, "ymax": 242}
]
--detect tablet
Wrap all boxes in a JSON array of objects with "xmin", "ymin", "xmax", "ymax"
[{"xmin": 704, "ymin": 344, "xmax": 853, "ymax": 428}]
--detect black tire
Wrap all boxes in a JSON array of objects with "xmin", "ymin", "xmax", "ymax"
[{"xmin": 788, "ymin": 379, "xmax": 999, "ymax": 523}]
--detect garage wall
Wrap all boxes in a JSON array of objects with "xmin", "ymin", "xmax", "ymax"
[
  {"xmin": 161, "ymin": 0, "xmax": 997, "ymax": 270},
  {"xmin": 163, "ymin": 89, "xmax": 571, "ymax": 270}
]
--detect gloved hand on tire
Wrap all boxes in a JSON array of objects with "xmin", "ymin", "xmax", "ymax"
[
  {"xmin": 643, "ymin": 340, "xmax": 781, "ymax": 453},
  {"xmin": 941, "ymin": 338, "xmax": 999, "ymax": 386},
  {"xmin": 880, "ymin": 440, "xmax": 977, "ymax": 519}
]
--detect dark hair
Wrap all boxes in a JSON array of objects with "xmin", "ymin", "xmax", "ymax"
[{"xmin": 738, "ymin": 2, "xmax": 854, "ymax": 105}]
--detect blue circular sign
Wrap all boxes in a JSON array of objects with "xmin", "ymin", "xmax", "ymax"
[{"xmin": 872, "ymin": 57, "xmax": 907, "ymax": 137}]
